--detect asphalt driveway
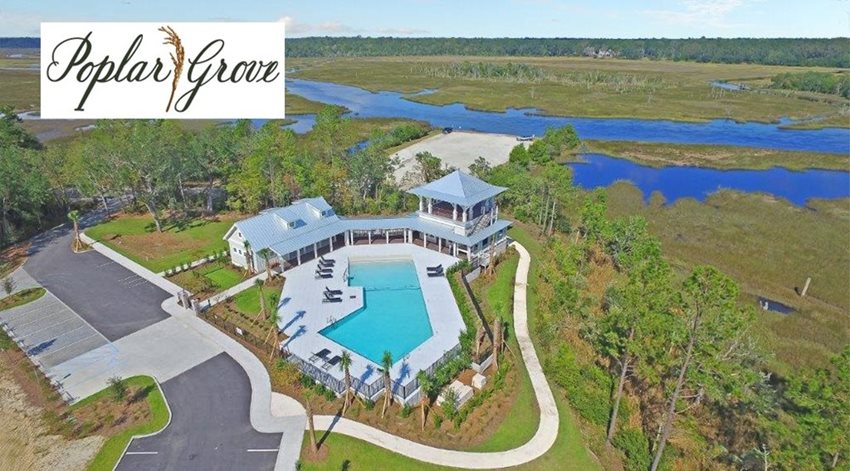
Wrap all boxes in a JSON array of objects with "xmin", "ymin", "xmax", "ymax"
[
  {"xmin": 118, "ymin": 353, "xmax": 282, "ymax": 471},
  {"xmin": 24, "ymin": 228, "xmax": 169, "ymax": 341}
]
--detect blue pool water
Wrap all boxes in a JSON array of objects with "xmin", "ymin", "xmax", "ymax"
[
  {"xmin": 320, "ymin": 260, "xmax": 433, "ymax": 364},
  {"xmin": 569, "ymin": 154, "xmax": 850, "ymax": 205}
]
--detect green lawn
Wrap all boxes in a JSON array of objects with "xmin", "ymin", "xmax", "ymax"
[
  {"xmin": 82, "ymin": 376, "xmax": 170, "ymax": 471},
  {"xmin": 205, "ymin": 266, "xmax": 244, "ymax": 288},
  {"xmin": 85, "ymin": 214, "xmax": 238, "ymax": 273},
  {"xmin": 0, "ymin": 287, "xmax": 46, "ymax": 311},
  {"xmin": 471, "ymin": 253, "xmax": 540, "ymax": 452},
  {"xmin": 233, "ymin": 281, "xmax": 282, "ymax": 316}
]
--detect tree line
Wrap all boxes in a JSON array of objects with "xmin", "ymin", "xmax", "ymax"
[
  {"xmin": 479, "ymin": 150, "xmax": 848, "ymax": 470},
  {"xmin": 287, "ymin": 37, "xmax": 850, "ymax": 67},
  {"xmin": 771, "ymin": 71, "xmax": 850, "ymax": 99},
  {"xmin": 0, "ymin": 105, "xmax": 428, "ymax": 246}
]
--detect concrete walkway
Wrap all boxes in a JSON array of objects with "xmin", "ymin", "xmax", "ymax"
[{"xmin": 311, "ymin": 242, "xmax": 560, "ymax": 468}]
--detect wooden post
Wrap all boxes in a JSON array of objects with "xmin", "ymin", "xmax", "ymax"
[{"xmin": 801, "ymin": 277, "xmax": 812, "ymax": 297}]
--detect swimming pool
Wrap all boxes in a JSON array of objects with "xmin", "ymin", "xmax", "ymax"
[{"xmin": 320, "ymin": 259, "xmax": 433, "ymax": 364}]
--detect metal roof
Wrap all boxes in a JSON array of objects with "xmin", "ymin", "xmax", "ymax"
[
  {"xmin": 228, "ymin": 196, "xmax": 512, "ymax": 257},
  {"xmin": 229, "ymin": 197, "xmax": 339, "ymax": 252},
  {"xmin": 407, "ymin": 170, "xmax": 506, "ymax": 207}
]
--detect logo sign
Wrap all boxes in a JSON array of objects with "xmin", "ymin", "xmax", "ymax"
[{"xmin": 40, "ymin": 22, "xmax": 285, "ymax": 119}]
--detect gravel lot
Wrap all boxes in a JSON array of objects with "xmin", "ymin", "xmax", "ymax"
[{"xmin": 391, "ymin": 131, "xmax": 526, "ymax": 185}]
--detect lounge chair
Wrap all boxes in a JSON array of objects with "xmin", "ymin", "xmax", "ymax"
[
  {"xmin": 319, "ymin": 256, "xmax": 336, "ymax": 265},
  {"xmin": 427, "ymin": 269, "xmax": 444, "ymax": 277},
  {"xmin": 322, "ymin": 291, "xmax": 342, "ymax": 303},
  {"xmin": 325, "ymin": 287, "xmax": 343, "ymax": 295},
  {"xmin": 309, "ymin": 348, "xmax": 331, "ymax": 363},
  {"xmin": 316, "ymin": 272, "xmax": 333, "ymax": 280},
  {"xmin": 322, "ymin": 355, "xmax": 342, "ymax": 370},
  {"xmin": 318, "ymin": 259, "xmax": 335, "ymax": 268},
  {"xmin": 316, "ymin": 267, "xmax": 333, "ymax": 275},
  {"xmin": 427, "ymin": 264, "xmax": 443, "ymax": 272}
]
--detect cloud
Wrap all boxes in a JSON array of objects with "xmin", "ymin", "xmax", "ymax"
[
  {"xmin": 279, "ymin": 16, "xmax": 427, "ymax": 37},
  {"xmin": 278, "ymin": 16, "xmax": 361, "ymax": 35},
  {"xmin": 0, "ymin": 11, "xmax": 46, "ymax": 36},
  {"xmin": 643, "ymin": 0, "xmax": 754, "ymax": 29},
  {"xmin": 377, "ymin": 27, "xmax": 430, "ymax": 35}
]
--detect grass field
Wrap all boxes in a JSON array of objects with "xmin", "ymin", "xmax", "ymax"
[
  {"xmin": 581, "ymin": 140, "xmax": 850, "ymax": 171},
  {"xmin": 606, "ymin": 182, "xmax": 850, "ymax": 374},
  {"xmin": 81, "ymin": 376, "xmax": 170, "ymax": 471},
  {"xmin": 85, "ymin": 213, "xmax": 239, "ymax": 273},
  {"xmin": 0, "ymin": 287, "xmax": 45, "ymax": 311},
  {"xmin": 289, "ymin": 56, "xmax": 849, "ymax": 127}
]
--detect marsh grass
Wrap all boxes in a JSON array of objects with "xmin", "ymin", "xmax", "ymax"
[
  {"xmin": 289, "ymin": 56, "xmax": 848, "ymax": 126},
  {"xmin": 606, "ymin": 182, "xmax": 850, "ymax": 373}
]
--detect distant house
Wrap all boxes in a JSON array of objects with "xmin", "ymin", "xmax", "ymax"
[{"xmin": 223, "ymin": 170, "xmax": 512, "ymax": 273}]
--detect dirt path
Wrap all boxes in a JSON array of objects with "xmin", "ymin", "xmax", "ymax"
[{"xmin": 0, "ymin": 364, "xmax": 104, "ymax": 471}]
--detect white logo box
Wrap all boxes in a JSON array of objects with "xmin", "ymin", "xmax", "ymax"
[{"xmin": 40, "ymin": 22, "xmax": 286, "ymax": 119}]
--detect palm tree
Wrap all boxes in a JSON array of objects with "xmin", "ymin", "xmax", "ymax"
[
  {"xmin": 254, "ymin": 278, "xmax": 266, "ymax": 321},
  {"xmin": 492, "ymin": 317, "xmax": 502, "ymax": 369},
  {"xmin": 416, "ymin": 370, "xmax": 432, "ymax": 431},
  {"xmin": 257, "ymin": 247, "xmax": 274, "ymax": 283},
  {"xmin": 68, "ymin": 210, "xmax": 81, "ymax": 251},
  {"xmin": 304, "ymin": 388, "xmax": 319, "ymax": 454},
  {"xmin": 264, "ymin": 308, "xmax": 282, "ymax": 362},
  {"xmin": 380, "ymin": 350, "xmax": 393, "ymax": 418},
  {"xmin": 243, "ymin": 240, "xmax": 254, "ymax": 274},
  {"xmin": 339, "ymin": 350, "xmax": 353, "ymax": 415}
]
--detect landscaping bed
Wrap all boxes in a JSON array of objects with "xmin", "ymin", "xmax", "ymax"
[
  {"xmin": 85, "ymin": 212, "xmax": 241, "ymax": 273},
  {"xmin": 168, "ymin": 260, "xmax": 246, "ymax": 299},
  {"xmin": 204, "ymin": 276, "xmax": 287, "ymax": 353},
  {"xmin": 0, "ymin": 242, "xmax": 29, "ymax": 278},
  {"xmin": 0, "ymin": 328, "xmax": 167, "ymax": 471},
  {"xmin": 0, "ymin": 287, "xmax": 46, "ymax": 310}
]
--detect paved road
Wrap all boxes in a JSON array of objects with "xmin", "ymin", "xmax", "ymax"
[
  {"xmin": 118, "ymin": 353, "xmax": 282, "ymax": 471},
  {"xmin": 25, "ymin": 228, "xmax": 169, "ymax": 341}
]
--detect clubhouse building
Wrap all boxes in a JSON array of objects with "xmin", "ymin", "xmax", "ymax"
[{"xmin": 223, "ymin": 170, "xmax": 512, "ymax": 273}]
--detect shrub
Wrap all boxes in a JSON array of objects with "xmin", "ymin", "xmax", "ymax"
[
  {"xmin": 400, "ymin": 403, "xmax": 412, "ymax": 418},
  {"xmin": 547, "ymin": 346, "xmax": 612, "ymax": 426},
  {"xmin": 613, "ymin": 428, "xmax": 652, "ymax": 471},
  {"xmin": 432, "ymin": 413, "xmax": 443, "ymax": 429},
  {"xmin": 441, "ymin": 388, "xmax": 460, "ymax": 420},
  {"xmin": 364, "ymin": 399, "xmax": 375, "ymax": 411},
  {"xmin": 108, "ymin": 376, "xmax": 127, "ymax": 402},
  {"xmin": 299, "ymin": 373, "xmax": 316, "ymax": 389}
]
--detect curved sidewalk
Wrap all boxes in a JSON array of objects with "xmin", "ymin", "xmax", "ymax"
[{"xmin": 312, "ymin": 241, "xmax": 560, "ymax": 468}]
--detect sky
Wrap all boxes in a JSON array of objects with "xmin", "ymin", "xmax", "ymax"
[{"xmin": 0, "ymin": 0, "xmax": 847, "ymax": 38}]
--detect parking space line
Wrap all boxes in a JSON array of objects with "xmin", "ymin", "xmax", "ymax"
[
  {"xmin": 125, "ymin": 451, "xmax": 158, "ymax": 455},
  {"xmin": 19, "ymin": 317, "xmax": 83, "ymax": 340},
  {"xmin": 245, "ymin": 449, "xmax": 279, "ymax": 452},
  {"xmin": 36, "ymin": 330, "xmax": 102, "ymax": 357}
]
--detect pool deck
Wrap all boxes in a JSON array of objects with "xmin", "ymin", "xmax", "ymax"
[{"xmin": 277, "ymin": 244, "xmax": 463, "ymax": 395}]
